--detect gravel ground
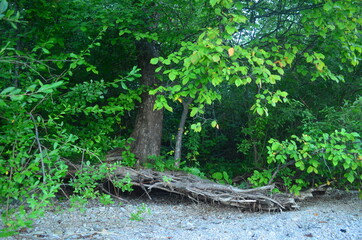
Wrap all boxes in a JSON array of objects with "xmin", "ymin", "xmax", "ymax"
[{"xmin": 2, "ymin": 189, "xmax": 361, "ymax": 240}]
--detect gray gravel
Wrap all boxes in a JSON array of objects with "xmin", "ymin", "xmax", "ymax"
[{"xmin": 2, "ymin": 189, "xmax": 361, "ymax": 240}]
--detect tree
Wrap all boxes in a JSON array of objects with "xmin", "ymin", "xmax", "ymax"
[
  {"xmin": 150, "ymin": 0, "xmax": 361, "ymax": 167},
  {"xmin": 1, "ymin": 0, "xmax": 361, "ymax": 237},
  {"xmin": 110, "ymin": 0, "xmax": 216, "ymax": 163},
  {"xmin": 129, "ymin": 40, "xmax": 164, "ymax": 164}
]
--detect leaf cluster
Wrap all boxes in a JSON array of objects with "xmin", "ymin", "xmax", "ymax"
[{"xmin": 250, "ymin": 129, "xmax": 361, "ymax": 195}]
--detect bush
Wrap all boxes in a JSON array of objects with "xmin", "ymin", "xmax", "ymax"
[
  {"xmin": 0, "ymin": 47, "xmax": 140, "ymax": 236},
  {"xmin": 249, "ymin": 129, "xmax": 362, "ymax": 195},
  {"xmin": 0, "ymin": 78, "xmax": 138, "ymax": 236}
]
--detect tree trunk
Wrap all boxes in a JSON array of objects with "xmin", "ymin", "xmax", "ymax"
[
  {"xmin": 174, "ymin": 97, "xmax": 193, "ymax": 166},
  {"xmin": 130, "ymin": 40, "xmax": 163, "ymax": 165}
]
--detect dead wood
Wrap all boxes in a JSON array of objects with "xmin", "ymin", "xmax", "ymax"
[
  {"xmin": 109, "ymin": 166, "xmax": 299, "ymax": 212},
  {"xmin": 65, "ymin": 158, "xmax": 299, "ymax": 211}
]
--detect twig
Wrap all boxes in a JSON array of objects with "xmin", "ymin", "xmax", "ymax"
[
  {"xmin": 62, "ymin": 230, "xmax": 125, "ymax": 239},
  {"xmin": 100, "ymin": 184, "xmax": 129, "ymax": 203},
  {"xmin": 268, "ymin": 160, "xmax": 295, "ymax": 185},
  {"xmin": 58, "ymin": 185, "xmax": 70, "ymax": 200},
  {"xmin": 139, "ymin": 183, "xmax": 152, "ymax": 200},
  {"xmin": 29, "ymin": 113, "xmax": 46, "ymax": 183}
]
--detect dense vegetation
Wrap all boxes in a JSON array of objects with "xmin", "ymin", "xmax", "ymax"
[{"xmin": 0, "ymin": 0, "xmax": 361, "ymax": 236}]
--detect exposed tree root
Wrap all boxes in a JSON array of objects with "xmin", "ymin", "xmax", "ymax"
[
  {"xmin": 65, "ymin": 155, "xmax": 299, "ymax": 212},
  {"xmin": 110, "ymin": 166, "xmax": 299, "ymax": 212}
]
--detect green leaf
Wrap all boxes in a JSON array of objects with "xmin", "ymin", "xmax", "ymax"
[
  {"xmin": 149, "ymin": 87, "xmax": 161, "ymax": 95},
  {"xmin": 214, "ymin": 8, "xmax": 222, "ymax": 16},
  {"xmin": 190, "ymin": 107, "xmax": 199, "ymax": 117},
  {"xmin": 210, "ymin": 0, "xmax": 219, "ymax": 7},
  {"xmin": 271, "ymin": 142, "xmax": 279, "ymax": 151},
  {"xmin": 1, "ymin": 86, "xmax": 15, "ymax": 95},
  {"xmin": 314, "ymin": 18, "xmax": 323, "ymax": 27},
  {"xmin": 163, "ymin": 59, "xmax": 171, "ymax": 65},
  {"xmin": 215, "ymin": 46, "xmax": 223, "ymax": 52},
  {"xmin": 10, "ymin": 94, "xmax": 25, "ymax": 101},
  {"xmin": 306, "ymin": 56, "xmax": 313, "ymax": 63},
  {"xmin": 38, "ymin": 84, "xmax": 54, "ymax": 93},
  {"xmin": 223, "ymin": 171, "xmax": 229, "ymax": 180},
  {"xmin": 26, "ymin": 84, "xmax": 37, "ymax": 92},
  {"xmin": 191, "ymin": 123, "xmax": 202, "ymax": 132},
  {"xmin": 211, "ymin": 76, "xmax": 222, "ymax": 86},
  {"xmin": 345, "ymin": 171, "xmax": 355, "ymax": 183},
  {"xmin": 256, "ymin": 107, "xmax": 264, "ymax": 116},
  {"xmin": 172, "ymin": 85, "xmax": 181, "ymax": 92},
  {"xmin": 295, "ymin": 161, "xmax": 304, "ymax": 170},
  {"xmin": 50, "ymin": 81, "xmax": 64, "ymax": 89},
  {"xmin": 225, "ymin": 25, "xmax": 237, "ymax": 35},
  {"xmin": 221, "ymin": 0, "xmax": 233, "ymax": 9},
  {"xmin": 164, "ymin": 102, "xmax": 173, "ymax": 112},
  {"xmin": 307, "ymin": 166, "xmax": 314, "ymax": 174},
  {"xmin": 323, "ymin": 1, "xmax": 333, "ymax": 11},
  {"xmin": 279, "ymin": 91, "xmax": 288, "ymax": 97},
  {"xmin": 37, "ymin": 81, "xmax": 63, "ymax": 94},
  {"xmin": 212, "ymin": 172, "xmax": 223, "ymax": 180},
  {"xmin": 233, "ymin": 14, "xmax": 247, "ymax": 23},
  {"xmin": 153, "ymin": 101, "xmax": 163, "ymax": 110},
  {"xmin": 121, "ymin": 82, "xmax": 127, "ymax": 89},
  {"xmin": 190, "ymin": 52, "xmax": 199, "ymax": 64},
  {"xmin": 150, "ymin": 58, "xmax": 159, "ymax": 65},
  {"xmin": 168, "ymin": 71, "xmax": 177, "ymax": 81},
  {"xmin": 0, "ymin": 0, "xmax": 8, "ymax": 14},
  {"xmin": 271, "ymin": 95, "xmax": 280, "ymax": 103},
  {"xmin": 211, "ymin": 120, "xmax": 217, "ymax": 128},
  {"xmin": 5, "ymin": 9, "xmax": 13, "ymax": 18},
  {"xmin": 212, "ymin": 55, "xmax": 220, "ymax": 62},
  {"xmin": 155, "ymin": 66, "xmax": 162, "ymax": 72},
  {"xmin": 0, "ymin": 99, "xmax": 7, "ymax": 106},
  {"xmin": 32, "ymin": 94, "xmax": 44, "ymax": 99},
  {"xmin": 235, "ymin": 78, "xmax": 242, "ymax": 87}
]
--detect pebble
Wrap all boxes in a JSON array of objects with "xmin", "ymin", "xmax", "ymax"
[{"xmin": 1, "ymin": 191, "xmax": 361, "ymax": 240}]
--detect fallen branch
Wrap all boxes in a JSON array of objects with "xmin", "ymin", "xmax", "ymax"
[
  {"xmin": 66, "ymin": 161, "xmax": 299, "ymax": 211},
  {"xmin": 110, "ymin": 166, "xmax": 299, "ymax": 212}
]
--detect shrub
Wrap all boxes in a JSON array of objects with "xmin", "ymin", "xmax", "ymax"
[{"xmin": 249, "ymin": 129, "xmax": 362, "ymax": 195}]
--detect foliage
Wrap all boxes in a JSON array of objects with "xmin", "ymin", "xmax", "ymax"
[
  {"xmin": 211, "ymin": 171, "xmax": 232, "ymax": 185},
  {"xmin": 143, "ymin": 154, "xmax": 208, "ymax": 179},
  {"xmin": 0, "ymin": 0, "xmax": 20, "ymax": 27},
  {"xmin": 129, "ymin": 203, "xmax": 151, "ymax": 221},
  {"xmin": 69, "ymin": 195, "xmax": 88, "ymax": 212},
  {"xmin": 0, "ymin": 2, "xmax": 139, "ymax": 235},
  {"xmin": 149, "ymin": 0, "xmax": 361, "ymax": 177},
  {"xmin": 181, "ymin": 166, "xmax": 206, "ymax": 178},
  {"xmin": 0, "ymin": 0, "xmax": 361, "ymax": 236},
  {"xmin": 70, "ymin": 161, "xmax": 133, "ymax": 198},
  {"xmin": 302, "ymin": 97, "xmax": 362, "ymax": 135},
  {"xmin": 183, "ymin": 129, "xmax": 201, "ymax": 161},
  {"xmin": 151, "ymin": 0, "xmax": 360, "ymax": 120},
  {"xmin": 0, "ymin": 68, "xmax": 138, "ymax": 234},
  {"xmin": 162, "ymin": 175, "xmax": 173, "ymax": 184},
  {"xmin": 248, "ymin": 169, "xmax": 273, "ymax": 187},
  {"xmin": 0, "ymin": 81, "xmax": 70, "ymax": 237},
  {"xmin": 112, "ymin": 173, "xmax": 134, "ymax": 192},
  {"xmin": 0, "ymin": 82, "xmax": 136, "ymax": 236},
  {"xmin": 250, "ymin": 129, "xmax": 362, "ymax": 194},
  {"xmin": 145, "ymin": 155, "xmax": 179, "ymax": 172},
  {"xmin": 68, "ymin": 160, "xmax": 134, "ymax": 208}
]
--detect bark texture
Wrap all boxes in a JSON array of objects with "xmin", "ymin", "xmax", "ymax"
[
  {"xmin": 130, "ymin": 40, "xmax": 163, "ymax": 165},
  {"xmin": 174, "ymin": 98, "xmax": 193, "ymax": 165},
  {"xmin": 65, "ymin": 162, "xmax": 299, "ymax": 212},
  {"xmin": 106, "ymin": 166, "xmax": 299, "ymax": 212}
]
